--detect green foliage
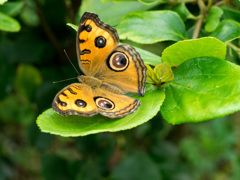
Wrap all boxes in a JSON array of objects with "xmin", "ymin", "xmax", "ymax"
[
  {"xmin": 77, "ymin": 0, "xmax": 155, "ymax": 26},
  {"xmin": 172, "ymin": 2, "xmax": 196, "ymax": 21},
  {"xmin": 117, "ymin": 11, "xmax": 187, "ymax": 43},
  {"xmin": 204, "ymin": 6, "xmax": 223, "ymax": 32},
  {"xmin": 1, "ymin": 0, "xmax": 240, "ymax": 179},
  {"xmin": 161, "ymin": 57, "xmax": 240, "ymax": 124},
  {"xmin": 162, "ymin": 37, "xmax": 226, "ymax": 66},
  {"xmin": 146, "ymin": 62, "xmax": 174, "ymax": 85},
  {"xmin": 0, "ymin": 11, "xmax": 20, "ymax": 32},
  {"xmin": 112, "ymin": 151, "xmax": 161, "ymax": 180},
  {"xmin": 210, "ymin": 20, "xmax": 240, "ymax": 42},
  {"xmin": 0, "ymin": 1, "xmax": 22, "ymax": 32}
]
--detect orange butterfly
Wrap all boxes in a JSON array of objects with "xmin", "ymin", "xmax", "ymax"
[{"xmin": 52, "ymin": 12, "xmax": 146, "ymax": 118}]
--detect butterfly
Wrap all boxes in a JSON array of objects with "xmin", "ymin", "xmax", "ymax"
[{"xmin": 52, "ymin": 12, "xmax": 146, "ymax": 118}]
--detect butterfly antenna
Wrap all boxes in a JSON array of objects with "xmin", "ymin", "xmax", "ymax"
[
  {"xmin": 64, "ymin": 49, "xmax": 80, "ymax": 75},
  {"xmin": 53, "ymin": 77, "xmax": 78, "ymax": 83}
]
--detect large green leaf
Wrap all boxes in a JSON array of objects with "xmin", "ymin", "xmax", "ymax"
[
  {"xmin": 116, "ymin": 11, "xmax": 186, "ymax": 44},
  {"xmin": 210, "ymin": 20, "xmax": 240, "ymax": 42},
  {"xmin": 0, "ymin": 11, "xmax": 20, "ymax": 32},
  {"xmin": 161, "ymin": 57, "xmax": 240, "ymax": 124},
  {"xmin": 77, "ymin": 0, "xmax": 155, "ymax": 26},
  {"xmin": 222, "ymin": 5, "xmax": 240, "ymax": 23},
  {"xmin": 37, "ymin": 86, "xmax": 165, "ymax": 137},
  {"xmin": 162, "ymin": 37, "xmax": 226, "ymax": 66}
]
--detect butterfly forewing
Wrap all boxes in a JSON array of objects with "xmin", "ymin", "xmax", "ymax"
[{"xmin": 76, "ymin": 12, "xmax": 119, "ymax": 75}]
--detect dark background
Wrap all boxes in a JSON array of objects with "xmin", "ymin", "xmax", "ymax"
[{"xmin": 1, "ymin": 0, "xmax": 240, "ymax": 179}]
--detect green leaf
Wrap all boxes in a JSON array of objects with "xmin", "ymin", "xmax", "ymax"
[
  {"xmin": 112, "ymin": 151, "xmax": 161, "ymax": 180},
  {"xmin": 146, "ymin": 64, "xmax": 156, "ymax": 84},
  {"xmin": 37, "ymin": 86, "xmax": 165, "ymax": 137},
  {"xmin": 20, "ymin": 1, "xmax": 39, "ymax": 26},
  {"xmin": 161, "ymin": 57, "xmax": 240, "ymax": 124},
  {"xmin": 134, "ymin": 46, "xmax": 161, "ymax": 66},
  {"xmin": 116, "ymin": 11, "xmax": 186, "ymax": 44},
  {"xmin": 0, "ymin": 0, "xmax": 7, "ymax": 5},
  {"xmin": 162, "ymin": 37, "xmax": 226, "ymax": 66},
  {"xmin": 15, "ymin": 64, "xmax": 42, "ymax": 101},
  {"xmin": 0, "ymin": 1, "xmax": 24, "ymax": 16},
  {"xmin": 222, "ymin": 5, "xmax": 240, "ymax": 23},
  {"xmin": 172, "ymin": 2, "xmax": 196, "ymax": 21},
  {"xmin": 204, "ymin": 6, "xmax": 223, "ymax": 32},
  {"xmin": 154, "ymin": 62, "xmax": 174, "ymax": 83},
  {"xmin": 67, "ymin": 23, "xmax": 78, "ymax": 31},
  {"xmin": 0, "ymin": 12, "xmax": 20, "ymax": 32},
  {"xmin": 77, "ymin": 0, "xmax": 155, "ymax": 26},
  {"xmin": 210, "ymin": 20, "xmax": 240, "ymax": 42}
]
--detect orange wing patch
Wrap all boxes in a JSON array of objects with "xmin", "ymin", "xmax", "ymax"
[
  {"xmin": 76, "ymin": 13, "xmax": 119, "ymax": 75},
  {"xmin": 52, "ymin": 83, "xmax": 98, "ymax": 116}
]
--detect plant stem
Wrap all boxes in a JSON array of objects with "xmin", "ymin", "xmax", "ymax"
[
  {"xmin": 192, "ymin": 16, "xmax": 203, "ymax": 39},
  {"xmin": 192, "ymin": 0, "xmax": 208, "ymax": 39},
  {"xmin": 227, "ymin": 42, "xmax": 240, "ymax": 54},
  {"xmin": 33, "ymin": 0, "xmax": 64, "ymax": 61}
]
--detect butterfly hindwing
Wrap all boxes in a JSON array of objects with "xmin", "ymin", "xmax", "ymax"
[
  {"xmin": 52, "ymin": 83, "xmax": 98, "ymax": 116},
  {"xmin": 52, "ymin": 83, "xmax": 140, "ymax": 118},
  {"xmin": 92, "ymin": 88, "xmax": 141, "ymax": 118},
  {"xmin": 95, "ymin": 44, "xmax": 147, "ymax": 96}
]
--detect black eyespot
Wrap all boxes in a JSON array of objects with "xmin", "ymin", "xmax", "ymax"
[
  {"xmin": 57, "ymin": 97, "xmax": 67, "ymax": 106},
  {"xmin": 95, "ymin": 36, "xmax": 106, "ymax": 48},
  {"xmin": 61, "ymin": 102, "xmax": 67, "ymax": 106},
  {"xmin": 107, "ymin": 52, "xmax": 129, "ymax": 72},
  {"xmin": 75, "ymin": 99, "xmax": 87, "ymax": 107},
  {"xmin": 94, "ymin": 97, "xmax": 115, "ymax": 110},
  {"xmin": 85, "ymin": 25, "xmax": 92, "ymax": 32}
]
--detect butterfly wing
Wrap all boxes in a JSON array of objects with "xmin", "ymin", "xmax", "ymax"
[
  {"xmin": 76, "ymin": 12, "xmax": 119, "ymax": 75},
  {"xmin": 52, "ymin": 83, "xmax": 98, "ymax": 116},
  {"xmin": 93, "ymin": 88, "xmax": 141, "ymax": 118},
  {"xmin": 52, "ymin": 83, "xmax": 140, "ymax": 118},
  {"xmin": 96, "ymin": 44, "xmax": 147, "ymax": 96}
]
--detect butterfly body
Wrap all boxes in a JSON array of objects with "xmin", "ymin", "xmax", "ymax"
[
  {"xmin": 52, "ymin": 12, "xmax": 146, "ymax": 118},
  {"xmin": 78, "ymin": 75, "xmax": 124, "ymax": 94}
]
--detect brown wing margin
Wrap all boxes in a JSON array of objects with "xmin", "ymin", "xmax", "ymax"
[
  {"xmin": 99, "ymin": 100, "xmax": 141, "ymax": 118},
  {"xmin": 78, "ymin": 12, "xmax": 119, "ymax": 42},
  {"xmin": 120, "ymin": 44, "xmax": 147, "ymax": 96}
]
